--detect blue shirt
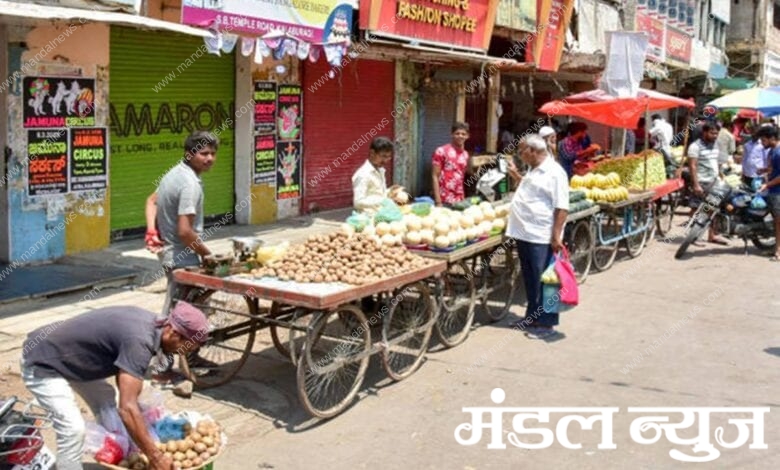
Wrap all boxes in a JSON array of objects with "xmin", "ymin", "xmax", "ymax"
[{"xmin": 769, "ymin": 146, "xmax": 780, "ymax": 195}]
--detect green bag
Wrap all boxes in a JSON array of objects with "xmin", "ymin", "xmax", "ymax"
[{"xmin": 373, "ymin": 198, "xmax": 404, "ymax": 224}]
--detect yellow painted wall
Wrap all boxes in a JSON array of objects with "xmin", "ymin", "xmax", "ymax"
[
  {"xmin": 65, "ymin": 189, "xmax": 110, "ymax": 254},
  {"xmin": 250, "ymin": 185, "xmax": 276, "ymax": 224}
]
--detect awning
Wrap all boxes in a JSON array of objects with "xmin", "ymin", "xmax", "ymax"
[{"xmin": 0, "ymin": 0, "xmax": 213, "ymax": 38}]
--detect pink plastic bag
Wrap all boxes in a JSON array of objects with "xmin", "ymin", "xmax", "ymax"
[{"xmin": 554, "ymin": 247, "xmax": 579, "ymax": 306}]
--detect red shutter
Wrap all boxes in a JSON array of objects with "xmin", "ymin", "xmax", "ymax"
[{"xmin": 302, "ymin": 59, "xmax": 395, "ymax": 213}]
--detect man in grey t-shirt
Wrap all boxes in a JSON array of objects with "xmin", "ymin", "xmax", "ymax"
[
  {"xmin": 687, "ymin": 123, "xmax": 728, "ymax": 245},
  {"xmin": 146, "ymin": 131, "xmax": 217, "ymax": 315}
]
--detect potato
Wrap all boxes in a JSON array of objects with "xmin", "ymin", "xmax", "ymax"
[
  {"xmin": 185, "ymin": 449, "xmax": 198, "ymax": 460},
  {"xmin": 173, "ymin": 463, "xmax": 182, "ymax": 470},
  {"xmin": 193, "ymin": 442, "xmax": 207, "ymax": 453},
  {"xmin": 200, "ymin": 451, "xmax": 211, "ymax": 460},
  {"xmin": 189, "ymin": 431, "xmax": 203, "ymax": 443},
  {"xmin": 167, "ymin": 441, "xmax": 179, "ymax": 453},
  {"xmin": 164, "ymin": 452, "xmax": 173, "ymax": 460},
  {"xmin": 182, "ymin": 460, "xmax": 193, "ymax": 468},
  {"xmin": 155, "ymin": 442, "xmax": 166, "ymax": 452},
  {"xmin": 173, "ymin": 451, "xmax": 186, "ymax": 461},
  {"xmin": 206, "ymin": 446, "xmax": 217, "ymax": 455},
  {"xmin": 177, "ymin": 440, "xmax": 189, "ymax": 452},
  {"xmin": 192, "ymin": 457, "xmax": 203, "ymax": 467}
]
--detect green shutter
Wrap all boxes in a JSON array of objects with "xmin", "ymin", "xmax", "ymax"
[{"xmin": 109, "ymin": 27, "xmax": 235, "ymax": 231}]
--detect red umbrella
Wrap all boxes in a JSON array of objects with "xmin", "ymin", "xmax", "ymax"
[{"xmin": 539, "ymin": 89, "xmax": 695, "ymax": 128}]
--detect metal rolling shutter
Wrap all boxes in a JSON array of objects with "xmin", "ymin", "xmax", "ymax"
[
  {"xmin": 109, "ymin": 27, "xmax": 235, "ymax": 232},
  {"xmin": 302, "ymin": 58, "xmax": 395, "ymax": 212},
  {"xmin": 420, "ymin": 89, "xmax": 456, "ymax": 196}
]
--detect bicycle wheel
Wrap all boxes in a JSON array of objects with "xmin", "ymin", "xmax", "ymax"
[
  {"xmin": 566, "ymin": 219, "xmax": 595, "ymax": 284},
  {"xmin": 268, "ymin": 302, "xmax": 309, "ymax": 365},
  {"xmin": 178, "ymin": 290, "xmax": 258, "ymax": 388},
  {"xmin": 476, "ymin": 244, "xmax": 518, "ymax": 322},
  {"xmin": 625, "ymin": 204, "xmax": 649, "ymax": 258},
  {"xmin": 592, "ymin": 214, "xmax": 620, "ymax": 272},
  {"xmin": 655, "ymin": 194, "xmax": 678, "ymax": 238},
  {"xmin": 434, "ymin": 260, "xmax": 476, "ymax": 348},
  {"xmin": 296, "ymin": 305, "xmax": 371, "ymax": 419},
  {"xmin": 381, "ymin": 282, "xmax": 435, "ymax": 381}
]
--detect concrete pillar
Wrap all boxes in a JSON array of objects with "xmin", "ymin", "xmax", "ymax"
[
  {"xmin": 234, "ymin": 50, "xmax": 252, "ymax": 225},
  {"xmin": 486, "ymin": 72, "xmax": 500, "ymax": 153},
  {"xmin": 0, "ymin": 24, "xmax": 8, "ymax": 262}
]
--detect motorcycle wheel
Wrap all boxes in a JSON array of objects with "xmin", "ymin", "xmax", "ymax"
[
  {"xmin": 751, "ymin": 235, "xmax": 777, "ymax": 251},
  {"xmin": 675, "ymin": 209, "xmax": 712, "ymax": 259}
]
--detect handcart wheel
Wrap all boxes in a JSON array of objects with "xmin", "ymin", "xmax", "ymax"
[
  {"xmin": 592, "ymin": 214, "xmax": 619, "ymax": 272},
  {"xmin": 434, "ymin": 260, "xmax": 476, "ymax": 348},
  {"xmin": 269, "ymin": 302, "xmax": 309, "ymax": 365},
  {"xmin": 381, "ymin": 281, "xmax": 435, "ymax": 381},
  {"xmin": 475, "ymin": 243, "xmax": 518, "ymax": 322},
  {"xmin": 625, "ymin": 203, "xmax": 650, "ymax": 258},
  {"xmin": 178, "ymin": 289, "xmax": 257, "ymax": 389},
  {"xmin": 654, "ymin": 195, "xmax": 678, "ymax": 238},
  {"xmin": 296, "ymin": 305, "xmax": 371, "ymax": 419},
  {"xmin": 565, "ymin": 218, "xmax": 595, "ymax": 284}
]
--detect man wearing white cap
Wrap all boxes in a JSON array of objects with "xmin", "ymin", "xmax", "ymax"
[{"xmin": 539, "ymin": 126, "xmax": 557, "ymax": 160}]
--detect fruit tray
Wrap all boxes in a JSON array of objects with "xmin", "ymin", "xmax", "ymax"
[
  {"xmin": 429, "ymin": 245, "xmax": 456, "ymax": 253},
  {"xmin": 404, "ymin": 243, "xmax": 429, "ymax": 251}
]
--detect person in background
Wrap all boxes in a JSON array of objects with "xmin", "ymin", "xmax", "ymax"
[
  {"xmin": 757, "ymin": 126, "xmax": 780, "ymax": 261},
  {"xmin": 499, "ymin": 126, "xmax": 515, "ymax": 154},
  {"xmin": 558, "ymin": 122, "xmax": 599, "ymax": 179},
  {"xmin": 352, "ymin": 136, "xmax": 399, "ymax": 214},
  {"xmin": 649, "ymin": 114, "xmax": 674, "ymax": 164},
  {"xmin": 635, "ymin": 117, "xmax": 648, "ymax": 151},
  {"xmin": 539, "ymin": 126, "xmax": 558, "ymax": 161},
  {"xmin": 507, "ymin": 135, "xmax": 569, "ymax": 340},
  {"xmin": 716, "ymin": 118, "xmax": 736, "ymax": 165},
  {"xmin": 742, "ymin": 130, "xmax": 768, "ymax": 187},
  {"xmin": 145, "ymin": 130, "xmax": 217, "ymax": 315},
  {"xmin": 625, "ymin": 128, "xmax": 637, "ymax": 155},
  {"xmin": 21, "ymin": 303, "xmax": 209, "ymax": 470},
  {"xmin": 432, "ymin": 122, "xmax": 470, "ymax": 206},
  {"xmin": 688, "ymin": 123, "xmax": 729, "ymax": 246}
]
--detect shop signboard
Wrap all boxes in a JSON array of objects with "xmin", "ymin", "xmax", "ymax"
[
  {"xmin": 666, "ymin": 25, "xmax": 692, "ymax": 64},
  {"xmin": 525, "ymin": 0, "xmax": 575, "ymax": 72},
  {"xmin": 181, "ymin": 0, "xmax": 353, "ymax": 42},
  {"xmin": 636, "ymin": 11, "xmax": 665, "ymax": 62},
  {"xmin": 358, "ymin": 0, "xmax": 500, "ymax": 52},
  {"xmin": 276, "ymin": 85, "xmax": 302, "ymax": 200}
]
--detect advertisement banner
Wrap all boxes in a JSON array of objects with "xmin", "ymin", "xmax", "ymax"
[
  {"xmin": 636, "ymin": 11, "xmax": 665, "ymax": 62},
  {"xmin": 526, "ymin": 0, "xmax": 575, "ymax": 72},
  {"xmin": 276, "ymin": 140, "xmax": 301, "ymax": 200},
  {"xmin": 666, "ymin": 25, "xmax": 692, "ymax": 64},
  {"xmin": 254, "ymin": 134, "xmax": 276, "ymax": 185},
  {"xmin": 276, "ymin": 85, "xmax": 302, "ymax": 200},
  {"xmin": 181, "ymin": 0, "xmax": 353, "ymax": 42},
  {"xmin": 496, "ymin": 0, "xmax": 537, "ymax": 33},
  {"xmin": 69, "ymin": 128, "xmax": 108, "ymax": 192},
  {"xmin": 253, "ymin": 81, "xmax": 277, "ymax": 134},
  {"xmin": 27, "ymin": 129, "xmax": 69, "ymax": 196},
  {"xmin": 358, "ymin": 0, "xmax": 500, "ymax": 52},
  {"xmin": 23, "ymin": 77, "xmax": 96, "ymax": 128}
]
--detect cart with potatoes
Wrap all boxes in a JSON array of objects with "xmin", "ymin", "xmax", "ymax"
[
  {"xmin": 170, "ymin": 239, "xmax": 446, "ymax": 419},
  {"xmin": 409, "ymin": 234, "xmax": 518, "ymax": 348}
]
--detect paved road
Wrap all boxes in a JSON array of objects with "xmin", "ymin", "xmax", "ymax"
[{"xmin": 1, "ymin": 226, "xmax": 778, "ymax": 469}]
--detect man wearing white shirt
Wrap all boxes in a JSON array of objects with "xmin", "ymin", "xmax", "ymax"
[
  {"xmin": 650, "ymin": 114, "xmax": 674, "ymax": 163},
  {"xmin": 352, "ymin": 137, "xmax": 395, "ymax": 214},
  {"xmin": 507, "ymin": 135, "xmax": 569, "ymax": 340}
]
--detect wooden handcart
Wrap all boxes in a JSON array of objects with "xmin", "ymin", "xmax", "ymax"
[
  {"xmin": 563, "ymin": 205, "xmax": 601, "ymax": 284},
  {"xmin": 410, "ymin": 235, "xmax": 518, "ymax": 348},
  {"xmin": 592, "ymin": 190, "xmax": 656, "ymax": 272},
  {"xmin": 171, "ymin": 261, "xmax": 446, "ymax": 419}
]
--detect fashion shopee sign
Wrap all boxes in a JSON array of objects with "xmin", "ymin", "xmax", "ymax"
[{"xmin": 358, "ymin": 0, "xmax": 500, "ymax": 52}]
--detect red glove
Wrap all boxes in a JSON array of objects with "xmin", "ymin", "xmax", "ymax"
[{"xmin": 145, "ymin": 230, "xmax": 164, "ymax": 253}]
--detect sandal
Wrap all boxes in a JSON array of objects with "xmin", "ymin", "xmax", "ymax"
[{"xmin": 707, "ymin": 237, "xmax": 729, "ymax": 246}]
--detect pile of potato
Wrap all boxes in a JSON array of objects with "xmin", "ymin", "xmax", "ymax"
[
  {"xmin": 249, "ymin": 230, "xmax": 433, "ymax": 285},
  {"xmin": 117, "ymin": 420, "xmax": 222, "ymax": 470}
]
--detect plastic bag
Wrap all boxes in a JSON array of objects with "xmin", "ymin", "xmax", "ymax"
[
  {"xmin": 346, "ymin": 211, "xmax": 371, "ymax": 232},
  {"xmin": 373, "ymin": 199, "xmax": 403, "ymax": 224},
  {"xmin": 85, "ymin": 422, "xmax": 127, "ymax": 465},
  {"xmin": 751, "ymin": 194, "xmax": 767, "ymax": 210},
  {"xmin": 540, "ymin": 261, "xmax": 559, "ymax": 285},
  {"xmin": 554, "ymin": 248, "xmax": 579, "ymax": 307},
  {"xmin": 139, "ymin": 388, "xmax": 166, "ymax": 426},
  {"xmin": 154, "ymin": 416, "xmax": 189, "ymax": 442}
]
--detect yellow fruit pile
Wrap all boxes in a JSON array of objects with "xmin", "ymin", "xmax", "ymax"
[{"xmin": 570, "ymin": 172, "xmax": 629, "ymax": 203}]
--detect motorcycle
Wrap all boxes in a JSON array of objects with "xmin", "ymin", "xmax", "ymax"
[
  {"xmin": 0, "ymin": 396, "xmax": 55, "ymax": 470},
  {"xmin": 675, "ymin": 179, "xmax": 777, "ymax": 259}
]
